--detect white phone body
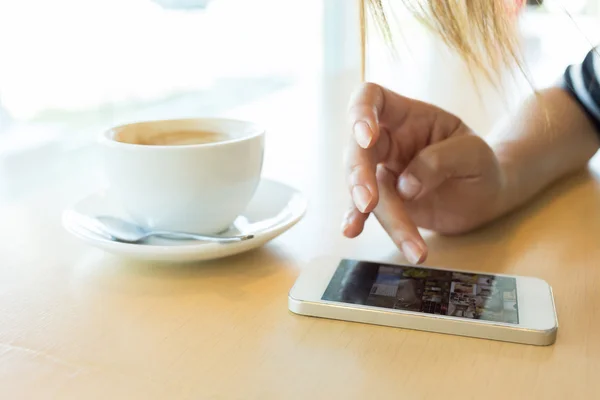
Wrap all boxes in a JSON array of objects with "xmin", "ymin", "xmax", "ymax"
[{"xmin": 289, "ymin": 257, "xmax": 558, "ymax": 346}]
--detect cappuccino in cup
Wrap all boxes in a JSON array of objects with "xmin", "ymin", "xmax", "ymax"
[
  {"xmin": 100, "ymin": 118, "xmax": 265, "ymax": 234},
  {"xmin": 114, "ymin": 129, "xmax": 230, "ymax": 146}
]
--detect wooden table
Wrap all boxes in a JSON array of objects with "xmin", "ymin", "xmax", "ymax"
[{"xmin": 1, "ymin": 72, "xmax": 600, "ymax": 399}]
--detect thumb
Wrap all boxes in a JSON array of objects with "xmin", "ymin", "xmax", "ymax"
[{"xmin": 396, "ymin": 135, "xmax": 494, "ymax": 201}]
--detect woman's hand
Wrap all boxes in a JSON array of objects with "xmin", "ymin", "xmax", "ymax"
[{"xmin": 343, "ymin": 83, "xmax": 506, "ymax": 264}]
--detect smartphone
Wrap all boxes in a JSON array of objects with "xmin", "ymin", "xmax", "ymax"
[{"xmin": 288, "ymin": 258, "xmax": 558, "ymax": 346}]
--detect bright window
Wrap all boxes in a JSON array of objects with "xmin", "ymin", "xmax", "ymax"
[{"xmin": 0, "ymin": 0, "xmax": 322, "ymax": 134}]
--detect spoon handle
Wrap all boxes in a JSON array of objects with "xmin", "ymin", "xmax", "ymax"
[{"xmin": 151, "ymin": 231, "xmax": 254, "ymax": 243}]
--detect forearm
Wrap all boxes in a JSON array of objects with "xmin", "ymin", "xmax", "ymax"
[{"xmin": 486, "ymin": 86, "xmax": 600, "ymax": 215}]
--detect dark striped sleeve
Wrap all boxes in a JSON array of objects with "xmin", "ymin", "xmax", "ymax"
[{"xmin": 562, "ymin": 46, "xmax": 600, "ymax": 133}]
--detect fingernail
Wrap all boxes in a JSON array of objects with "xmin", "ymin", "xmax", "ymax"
[
  {"xmin": 354, "ymin": 121, "xmax": 372, "ymax": 148},
  {"xmin": 352, "ymin": 185, "xmax": 372, "ymax": 213},
  {"xmin": 398, "ymin": 173, "xmax": 422, "ymax": 200},
  {"xmin": 401, "ymin": 241, "xmax": 424, "ymax": 264}
]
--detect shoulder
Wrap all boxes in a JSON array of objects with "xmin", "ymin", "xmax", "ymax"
[{"xmin": 562, "ymin": 46, "xmax": 600, "ymax": 127}]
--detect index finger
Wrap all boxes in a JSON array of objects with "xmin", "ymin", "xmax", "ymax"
[{"xmin": 374, "ymin": 164, "xmax": 427, "ymax": 264}]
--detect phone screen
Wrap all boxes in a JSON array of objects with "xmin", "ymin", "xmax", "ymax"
[{"xmin": 322, "ymin": 259, "xmax": 519, "ymax": 324}]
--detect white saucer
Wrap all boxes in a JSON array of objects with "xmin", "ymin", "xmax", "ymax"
[{"xmin": 63, "ymin": 179, "xmax": 307, "ymax": 262}]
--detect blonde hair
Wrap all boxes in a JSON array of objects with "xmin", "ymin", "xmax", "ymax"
[{"xmin": 360, "ymin": 0, "xmax": 525, "ymax": 85}]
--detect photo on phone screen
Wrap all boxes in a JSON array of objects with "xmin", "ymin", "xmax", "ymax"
[{"xmin": 322, "ymin": 259, "xmax": 519, "ymax": 324}]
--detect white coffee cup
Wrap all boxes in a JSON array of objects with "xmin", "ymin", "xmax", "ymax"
[{"xmin": 99, "ymin": 118, "xmax": 265, "ymax": 234}]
